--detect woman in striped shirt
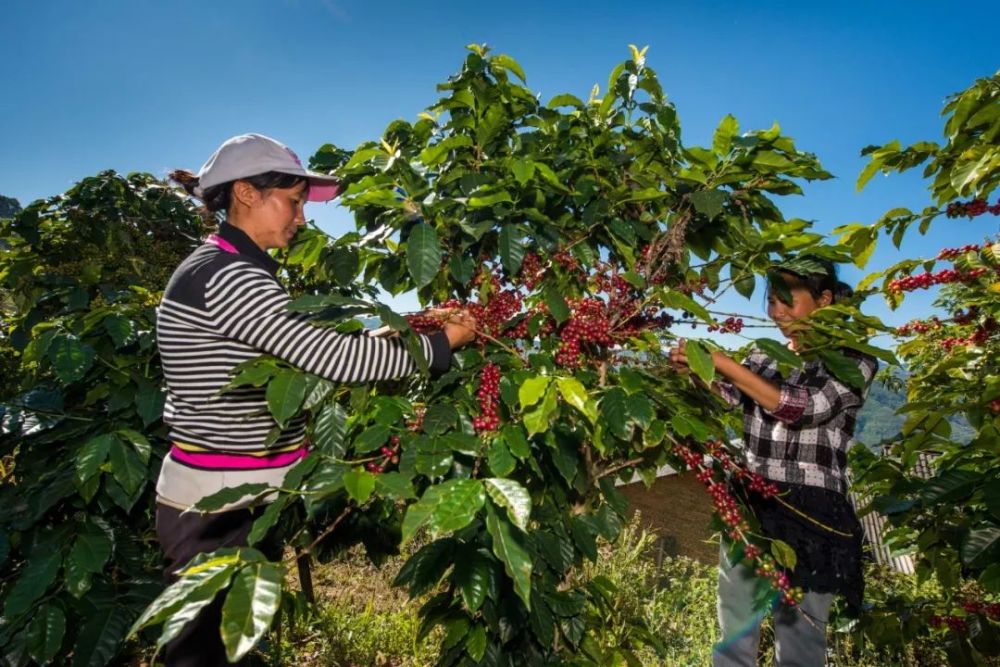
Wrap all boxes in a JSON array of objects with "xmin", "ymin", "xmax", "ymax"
[
  {"xmin": 669, "ymin": 257, "xmax": 876, "ymax": 667},
  {"xmin": 157, "ymin": 133, "xmax": 476, "ymax": 666}
]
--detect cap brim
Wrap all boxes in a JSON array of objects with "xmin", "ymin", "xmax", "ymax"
[{"xmin": 305, "ymin": 172, "xmax": 342, "ymax": 202}]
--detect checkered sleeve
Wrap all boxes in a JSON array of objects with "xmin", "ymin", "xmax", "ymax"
[
  {"xmin": 714, "ymin": 350, "xmax": 775, "ymax": 408},
  {"xmin": 766, "ymin": 352, "xmax": 878, "ymax": 425}
]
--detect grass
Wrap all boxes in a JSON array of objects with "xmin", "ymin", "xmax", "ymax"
[{"xmin": 273, "ymin": 515, "xmax": 984, "ymax": 666}]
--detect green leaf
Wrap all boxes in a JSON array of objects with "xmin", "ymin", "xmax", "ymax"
[
  {"xmin": 135, "ymin": 382, "xmax": 165, "ymax": 426},
  {"xmin": 108, "ymin": 437, "xmax": 146, "ymax": 496},
  {"xmin": 353, "ymin": 424, "xmax": 390, "ymax": 454},
  {"xmin": 313, "ymin": 401, "xmax": 348, "ymax": 458},
  {"xmin": 70, "ymin": 523, "xmax": 113, "ymax": 573},
  {"xmin": 556, "ymin": 376, "xmax": 596, "ymax": 422},
  {"xmin": 103, "ymin": 314, "xmax": 134, "ymax": 348},
  {"xmin": 402, "ymin": 486, "xmax": 442, "ymax": 543},
  {"xmin": 983, "ymin": 479, "xmax": 1000, "ymax": 520},
  {"xmin": 688, "ymin": 189, "xmax": 728, "ymax": 220},
  {"xmin": 661, "ymin": 288, "xmax": 711, "ymax": 322},
  {"xmin": 343, "ymin": 468, "xmax": 376, "ymax": 504},
  {"xmin": 524, "ymin": 386, "xmax": 558, "ymax": 437},
  {"xmin": 453, "ymin": 548, "xmax": 493, "ymax": 612},
  {"xmin": 449, "ymin": 254, "xmax": 475, "ymax": 284},
  {"xmin": 511, "ymin": 158, "xmax": 536, "ymax": 185},
  {"xmin": 221, "ymin": 562, "xmax": 283, "ymax": 663},
  {"xmin": 266, "ymin": 369, "xmax": 309, "ymax": 428},
  {"xmin": 466, "ymin": 624, "xmax": 488, "ymax": 662},
  {"xmin": 492, "ymin": 53, "xmax": 526, "ymax": 82},
  {"xmin": 484, "ymin": 478, "xmax": 531, "ymax": 531},
  {"xmin": 406, "ymin": 223, "xmax": 442, "ymax": 289},
  {"xmin": 499, "ymin": 224, "xmax": 526, "ymax": 275},
  {"xmin": 117, "ymin": 428, "xmax": 152, "ymax": 463},
  {"xmin": 920, "ymin": 469, "xmax": 981, "ymax": 505},
  {"xmin": 754, "ymin": 338, "xmax": 803, "ymax": 368},
  {"xmin": 961, "ymin": 526, "xmax": 1000, "ymax": 567},
  {"xmin": 247, "ymin": 496, "xmax": 289, "ymax": 546},
  {"xmin": 130, "ymin": 553, "xmax": 239, "ymax": 635},
  {"xmin": 330, "ymin": 246, "xmax": 360, "ymax": 285},
  {"xmin": 26, "ymin": 603, "xmax": 66, "ymax": 665},
  {"xmin": 980, "ymin": 563, "xmax": 1000, "ymax": 593},
  {"xmin": 429, "ymin": 479, "xmax": 486, "ymax": 535},
  {"xmin": 49, "ymin": 334, "xmax": 95, "ymax": 384},
  {"xmin": 190, "ymin": 483, "xmax": 271, "ymax": 513},
  {"xmin": 771, "ymin": 539, "xmax": 797, "ymax": 570},
  {"xmin": 375, "ymin": 471, "xmax": 416, "ymax": 500},
  {"xmin": 817, "ymin": 349, "xmax": 866, "ymax": 390},
  {"xmin": 4, "ymin": 542, "xmax": 63, "ymax": 618},
  {"xmin": 72, "ymin": 606, "xmax": 132, "ymax": 667},
  {"xmin": 422, "ymin": 403, "xmax": 458, "ymax": 436},
  {"xmin": 519, "ymin": 376, "xmax": 552, "ymax": 410},
  {"xmin": 713, "ymin": 114, "xmax": 739, "ymax": 155},
  {"xmin": 76, "ymin": 433, "xmax": 114, "ymax": 484},
  {"xmin": 685, "ymin": 340, "xmax": 715, "ymax": 384},
  {"xmin": 487, "ymin": 438, "xmax": 516, "ymax": 477},
  {"xmin": 503, "ymin": 425, "xmax": 530, "ymax": 459},
  {"xmin": 601, "ymin": 387, "xmax": 631, "ymax": 441},
  {"xmin": 545, "ymin": 285, "xmax": 570, "ymax": 325},
  {"xmin": 485, "ymin": 506, "xmax": 533, "ymax": 610}
]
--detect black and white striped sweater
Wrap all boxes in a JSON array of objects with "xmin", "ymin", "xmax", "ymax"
[{"xmin": 154, "ymin": 222, "xmax": 450, "ymax": 510}]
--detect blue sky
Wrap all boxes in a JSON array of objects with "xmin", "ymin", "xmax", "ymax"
[{"xmin": 1, "ymin": 1, "xmax": 997, "ymax": 337}]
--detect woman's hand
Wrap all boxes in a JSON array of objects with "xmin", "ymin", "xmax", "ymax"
[
  {"xmin": 436, "ymin": 308, "xmax": 477, "ymax": 349},
  {"xmin": 668, "ymin": 338, "xmax": 691, "ymax": 375}
]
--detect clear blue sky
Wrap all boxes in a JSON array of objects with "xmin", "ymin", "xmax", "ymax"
[{"xmin": 1, "ymin": 1, "xmax": 997, "ymax": 334}]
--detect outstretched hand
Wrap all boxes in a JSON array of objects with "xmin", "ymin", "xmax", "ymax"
[
  {"xmin": 668, "ymin": 338, "xmax": 691, "ymax": 375},
  {"xmin": 430, "ymin": 308, "xmax": 477, "ymax": 349}
]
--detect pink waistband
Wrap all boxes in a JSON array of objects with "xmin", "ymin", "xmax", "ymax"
[{"xmin": 169, "ymin": 444, "xmax": 308, "ymax": 470}]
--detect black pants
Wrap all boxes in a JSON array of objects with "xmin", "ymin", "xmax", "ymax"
[{"xmin": 155, "ymin": 504, "xmax": 280, "ymax": 667}]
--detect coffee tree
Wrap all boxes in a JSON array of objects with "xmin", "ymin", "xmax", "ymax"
[
  {"xmin": 130, "ymin": 46, "xmax": 886, "ymax": 665},
  {"xmin": 0, "ymin": 172, "xmax": 206, "ymax": 665},
  {"xmin": 846, "ymin": 71, "xmax": 1000, "ymax": 664}
]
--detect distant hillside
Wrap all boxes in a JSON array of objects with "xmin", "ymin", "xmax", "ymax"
[{"xmin": 856, "ymin": 377, "xmax": 975, "ymax": 448}]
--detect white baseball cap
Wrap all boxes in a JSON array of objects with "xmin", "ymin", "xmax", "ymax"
[{"xmin": 195, "ymin": 133, "xmax": 341, "ymax": 202}]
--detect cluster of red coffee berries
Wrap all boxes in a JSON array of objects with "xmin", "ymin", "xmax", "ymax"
[
  {"xmin": 405, "ymin": 312, "xmax": 444, "ymax": 334},
  {"xmin": 961, "ymin": 599, "xmax": 1000, "ymax": 620},
  {"xmin": 553, "ymin": 250, "xmax": 580, "ymax": 272},
  {"xmin": 519, "ymin": 253, "xmax": 544, "ymax": 290},
  {"xmin": 366, "ymin": 434, "xmax": 401, "ymax": 474},
  {"xmin": 895, "ymin": 317, "xmax": 942, "ymax": 337},
  {"xmin": 673, "ymin": 441, "xmax": 799, "ymax": 606},
  {"xmin": 939, "ymin": 320, "xmax": 997, "ymax": 351},
  {"xmin": 929, "ymin": 615, "xmax": 968, "ymax": 633},
  {"xmin": 708, "ymin": 317, "xmax": 744, "ymax": 334},
  {"xmin": 989, "ymin": 398, "xmax": 1000, "ymax": 413},
  {"xmin": 472, "ymin": 363, "xmax": 501, "ymax": 433},
  {"xmin": 556, "ymin": 298, "xmax": 614, "ymax": 368},
  {"xmin": 945, "ymin": 198, "xmax": 1000, "ymax": 218},
  {"xmin": 937, "ymin": 244, "xmax": 981, "ymax": 260},
  {"xmin": 952, "ymin": 306, "xmax": 980, "ymax": 325},
  {"xmin": 887, "ymin": 267, "xmax": 988, "ymax": 293}
]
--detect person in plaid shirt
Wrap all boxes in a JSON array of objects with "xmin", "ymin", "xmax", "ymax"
[{"xmin": 669, "ymin": 256, "xmax": 877, "ymax": 667}]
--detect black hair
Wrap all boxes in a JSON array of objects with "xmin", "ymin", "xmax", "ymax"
[
  {"xmin": 770, "ymin": 255, "xmax": 853, "ymax": 304},
  {"xmin": 168, "ymin": 169, "xmax": 307, "ymax": 218}
]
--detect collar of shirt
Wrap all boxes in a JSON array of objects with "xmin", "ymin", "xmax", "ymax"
[{"xmin": 217, "ymin": 222, "xmax": 281, "ymax": 276}]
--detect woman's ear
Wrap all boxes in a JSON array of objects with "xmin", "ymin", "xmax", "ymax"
[
  {"xmin": 231, "ymin": 180, "xmax": 260, "ymax": 209},
  {"xmin": 819, "ymin": 289, "xmax": 833, "ymax": 307}
]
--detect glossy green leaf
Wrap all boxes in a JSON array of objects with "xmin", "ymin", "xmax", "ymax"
[
  {"xmin": 72, "ymin": 606, "xmax": 132, "ymax": 667},
  {"xmin": 406, "ymin": 223, "xmax": 442, "ymax": 289},
  {"xmin": 353, "ymin": 424, "xmax": 390, "ymax": 454},
  {"xmin": 266, "ymin": 369, "xmax": 309, "ymax": 428},
  {"xmin": 313, "ymin": 401, "xmax": 348, "ymax": 458},
  {"xmin": 685, "ymin": 340, "xmax": 715, "ymax": 384},
  {"xmin": 961, "ymin": 527, "xmax": 1000, "ymax": 567},
  {"xmin": 429, "ymin": 479, "xmax": 486, "ymax": 534},
  {"xmin": 485, "ymin": 506, "xmax": 532, "ymax": 610},
  {"xmin": 108, "ymin": 438, "xmax": 146, "ymax": 496},
  {"xmin": 601, "ymin": 387, "xmax": 631, "ymax": 441},
  {"xmin": 76, "ymin": 433, "xmax": 114, "ymax": 484},
  {"xmin": 544, "ymin": 285, "xmax": 570, "ymax": 325},
  {"xmin": 70, "ymin": 523, "xmax": 113, "ymax": 573},
  {"xmin": 221, "ymin": 562, "xmax": 283, "ymax": 663},
  {"xmin": 343, "ymin": 468, "xmax": 376, "ymax": 504},
  {"xmin": 771, "ymin": 539, "xmax": 797, "ymax": 571},
  {"xmin": 26, "ymin": 602, "xmax": 66, "ymax": 665},
  {"xmin": 422, "ymin": 403, "xmax": 458, "ymax": 436},
  {"xmin": 556, "ymin": 376, "xmax": 596, "ymax": 422},
  {"xmin": 453, "ymin": 548, "xmax": 493, "ymax": 612},
  {"xmin": 755, "ymin": 338, "xmax": 803, "ymax": 368},
  {"xmin": 519, "ymin": 375, "xmax": 551, "ymax": 410},
  {"xmin": 499, "ymin": 224, "xmax": 526, "ymax": 275},
  {"xmin": 3, "ymin": 546, "xmax": 62, "ymax": 617},
  {"xmin": 485, "ymin": 478, "xmax": 531, "ymax": 531},
  {"xmin": 817, "ymin": 349, "xmax": 866, "ymax": 390},
  {"xmin": 49, "ymin": 334, "xmax": 95, "ymax": 384}
]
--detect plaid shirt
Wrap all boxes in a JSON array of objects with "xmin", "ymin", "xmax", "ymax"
[{"xmin": 717, "ymin": 348, "xmax": 878, "ymax": 493}]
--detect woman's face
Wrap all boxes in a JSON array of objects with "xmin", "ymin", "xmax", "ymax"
[
  {"xmin": 767, "ymin": 286, "xmax": 830, "ymax": 338},
  {"xmin": 255, "ymin": 182, "xmax": 308, "ymax": 249}
]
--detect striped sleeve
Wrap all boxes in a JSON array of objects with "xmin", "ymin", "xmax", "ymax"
[{"xmin": 205, "ymin": 261, "xmax": 450, "ymax": 381}]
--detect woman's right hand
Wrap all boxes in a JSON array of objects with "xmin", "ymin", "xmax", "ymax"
[
  {"xmin": 668, "ymin": 338, "xmax": 690, "ymax": 374},
  {"xmin": 437, "ymin": 308, "xmax": 477, "ymax": 349}
]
